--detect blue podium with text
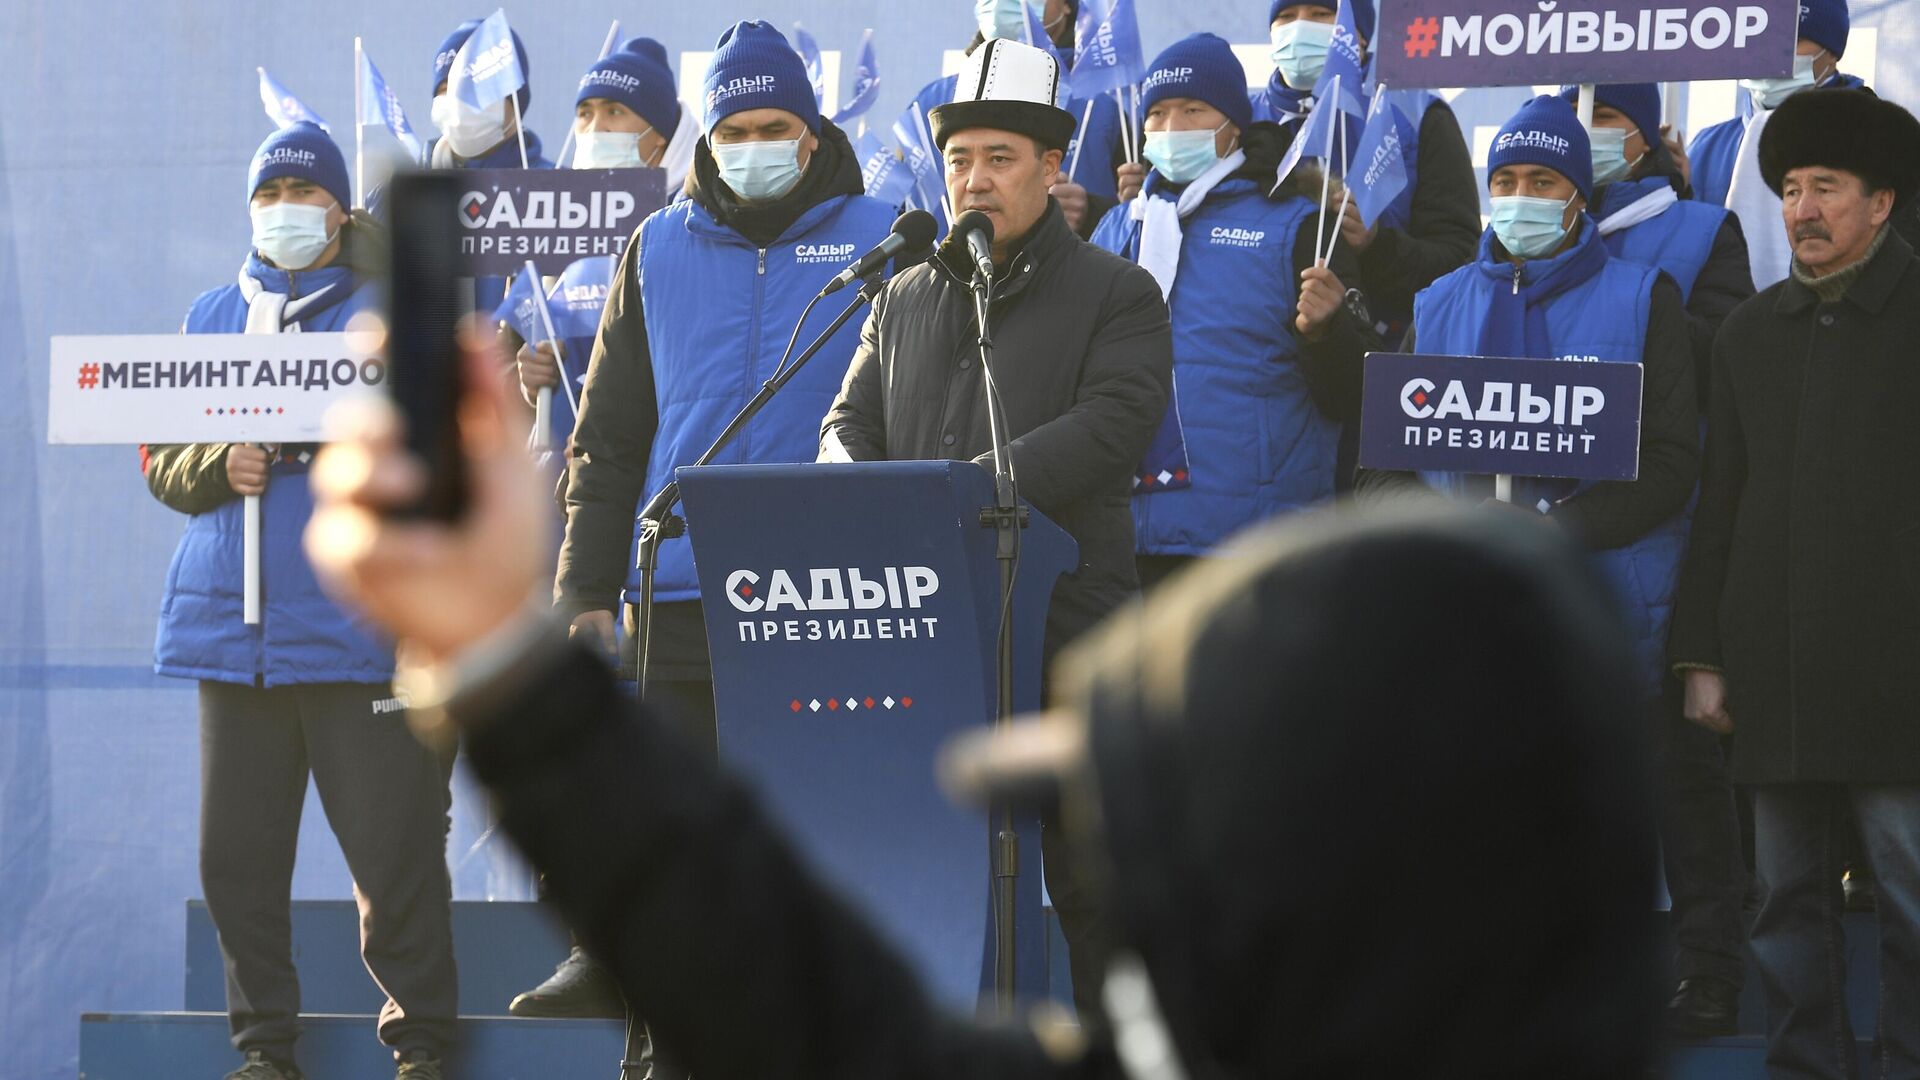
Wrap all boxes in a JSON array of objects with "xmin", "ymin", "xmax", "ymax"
[{"xmin": 677, "ymin": 460, "xmax": 1077, "ymax": 1009}]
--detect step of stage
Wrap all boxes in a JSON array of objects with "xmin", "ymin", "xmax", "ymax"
[{"xmin": 80, "ymin": 1012, "xmax": 626, "ymax": 1079}]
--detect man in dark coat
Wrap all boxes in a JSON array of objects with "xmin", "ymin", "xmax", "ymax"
[
  {"xmin": 820, "ymin": 37, "xmax": 1172, "ymax": 1023},
  {"xmin": 1669, "ymin": 87, "xmax": 1920, "ymax": 1078}
]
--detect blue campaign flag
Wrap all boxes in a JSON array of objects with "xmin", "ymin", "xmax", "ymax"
[
  {"xmin": 856, "ymin": 131, "xmax": 916, "ymax": 208},
  {"xmin": 448, "ymin": 9, "xmax": 526, "ymax": 111},
  {"xmin": 356, "ymin": 49, "xmax": 423, "ymax": 161},
  {"xmin": 1068, "ymin": 0, "xmax": 1146, "ymax": 99},
  {"xmin": 1021, "ymin": 1, "xmax": 1064, "ymax": 62},
  {"xmin": 551, "ymin": 255, "xmax": 615, "ymax": 339},
  {"xmin": 491, "ymin": 268, "xmax": 556, "ymax": 345},
  {"xmin": 793, "ymin": 24, "xmax": 829, "ymax": 110},
  {"xmin": 1315, "ymin": 0, "xmax": 1369, "ymax": 119},
  {"xmin": 891, "ymin": 103, "xmax": 947, "ymax": 219},
  {"xmin": 1349, "ymin": 87, "xmax": 1415, "ymax": 227},
  {"xmin": 832, "ymin": 29, "xmax": 881, "ymax": 126},
  {"xmin": 257, "ymin": 68, "xmax": 328, "ymax": 132},
  {"xmin": 1270, "ymin": 83, "xmax": 1340, "ymax": 192}
]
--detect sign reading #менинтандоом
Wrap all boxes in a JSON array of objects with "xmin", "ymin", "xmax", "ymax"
[
  {"xmin": 1372, "ymin": 0, "xmax": 1797, "ymax": 88},
  {"xmin": 1358, "ymin": 352, "xmax": 1645, "ymax": 481},
  {"xmin": 452, "ymin": 166, "xmax": 667, "ymax": 277}
]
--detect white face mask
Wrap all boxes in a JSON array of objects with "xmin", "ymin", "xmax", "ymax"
[
  {"xmin": 431, "ymin": 93, "xmax": 510, "ymax": 159},
  {"xmin": 1588, "ymin": 126, "xmax": 1645, "ymax": 186},
  {"xmin": 1270, "ymin": 20, "xmax": 1336, "ymax": 90},
  {"xmin": 975, "ymin": 0, "xmax": 1031, "ymax": 41},
  {"xmin": 1741, "ymin": 52, "xmax": 1821, "ymax": 111},
  {"xmin": 251, "ymin": 201, "xmax": 338, "ymax": 270},
  {"xmin": 573, "ymin": 128, "xmax": 649, "ymax": 169}
]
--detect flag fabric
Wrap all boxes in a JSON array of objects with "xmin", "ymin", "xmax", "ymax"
[
  {"xmin": 1022, "ymin": 2, "xmax": 1064, "ymax": 63},
  {"xmin": 1349, "ymin": 86, "xmax": 1416, "ymax": 227},
  {"xmin": 492, "ymin": 269, "xmax": 557, "ymax": 345},
  {"xmin": 551, "ymin": 256, "xmax": 615, "ymax": 339},
  {"xmin": 1068, "ymin": 0, "xmax": 1146, "ymax": 99},
  {"xmin": 448, "ymin": 9, "xmax": 526, "ymax": 111},
  {"xmin": 892, "ymin": 102, "xmax": 947, "ymax": 220},
  {"xmin": 356, "ymin": 51, "xmax": 423, "ymax": 161},
  {"xmin": 258, "ymin": 68, "xmax": 328, "ymax": 132},
  {"xmin": 1315, "ymin": 1, "xmax": 1369, "ymax": 119},
  {"xmin": 855, "ymin": 131, "xmax": 916, "ymax": 207},
  {"xmin": 1270, "ymin": 78, "xmax": 1342, "ymax": 193},
  {"xmin": 831, "ymin": 29, "xmax": 880, "ymax": 125},
  {"xmin": 793, "ymin": 24, "xmax": 829, "ymax": 110}
]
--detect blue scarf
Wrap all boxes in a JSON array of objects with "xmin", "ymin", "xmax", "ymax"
[{"xmin": 1262, "ymin": 72, "xmax": 1313, "ymax": 127}]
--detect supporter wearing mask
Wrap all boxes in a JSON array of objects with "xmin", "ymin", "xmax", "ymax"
[
  {"xmin": 1090, "ymin": 33, "xmax": 1377, "ymax": 592},
  {"xmin": 904, "ymin": 0, "xmax": 1125, "ymax": 237},
  {"xmin": 143, "ymin": 122, "xmax": 457, "ymax": 1080},
  {"xmin": 513, "ymin": 23, "xmax": 899, "ymax": 1049},
  {"xmin": 426, "ymin": 18, "xmax": 552, "ymax": 169},
  {"xmin": 1559, "ymin": 81, "xmax": 1753, "ymax": 1039},
  {"xmin": 511, "ymin": 37, "xmax": 693, "ymax": 452},
  {"xmin": 1343, "ymin": 96, "xmax": 1699, "ymax": 753}
]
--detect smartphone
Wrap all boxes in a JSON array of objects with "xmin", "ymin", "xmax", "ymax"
[{"xmin": 383, "ymin": 171, "xmax": 470, "ymax": 521}]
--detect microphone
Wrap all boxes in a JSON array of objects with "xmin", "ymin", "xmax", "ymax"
[
  {"xmin": 821, "ymin": 209, "xmax": 939, "ymax": 295},
  {"xmin": 952, "ymin": 209, "xmax": 997, "ymax": 284}
]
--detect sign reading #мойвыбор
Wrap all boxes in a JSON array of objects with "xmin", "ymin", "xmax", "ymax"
[
  {"xmin": 1358, "ymin": 352, "xmax": 1645, "ymax": 481},
  {"xmin": 1372, "ymin": 0, "xmax": 1797, "ymax": 88},
  {"xmin": 453, "ymin": 166, "xmax": 667, "ymax": 277}
]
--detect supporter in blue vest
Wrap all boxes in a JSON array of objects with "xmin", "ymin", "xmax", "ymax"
[
  {"xmin": 1221, "ymin": 0, "xmax": 1480, "ymax": 335},
  {"xmin": 1089, "ymin": 33, "xmax": 1376, "ymax": 590},
  {"xmin": 1564, "ymin": 80, "xmax": 1756, "ymax": 1039},
  {"xmin": 905, "ymin": 0, "xmax": 1125, "ymax": 236},
  {"xmin": 142, "ymin": 123, "xmax": 456, "ymax": 1080},
  {"xmin": 1566, "ymin": 82, "xmax": 1754, "ymax": 395},
  {"xmin": 1351, "ymin": 96, "xmax": 1699, "ymax": 700},
  {"xmin": 513, "ymin": 37, "xmax": 691, "ymax": 450},
  {"xmin": 514, "ymin": 22, "xmax": 899, "ymax": 1032}
]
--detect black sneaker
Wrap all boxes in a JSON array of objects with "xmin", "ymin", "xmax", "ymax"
[
  {"xmin": 508, "ymin": 946, "xmax": 625, "ymax": 1018},
  {"xmin": 225, "ymin": 1049, "xmax": 304, "ymax": 1080},
  {"xmin": 396, "ymin": 1049, "xmax": 445, "ymax": 1080},
  {"xmin": 1666, "ymin": 976, "xmax": 1740, "ymax": 1038}
]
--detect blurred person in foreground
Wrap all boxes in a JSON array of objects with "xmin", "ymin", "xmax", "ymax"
[{"xmin": 303, "ymin": 331, "xmax": 1660, "ymax": 1079}]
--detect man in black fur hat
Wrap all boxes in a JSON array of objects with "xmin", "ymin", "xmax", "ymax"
[{"xmin": 1671, "ymin": 87, "xmax": 1920, "ymax": 1078}]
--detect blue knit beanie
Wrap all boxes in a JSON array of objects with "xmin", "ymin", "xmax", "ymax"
[
  {"xmin": 702, "ymin": 21, "xmax": 820, "ymax": 134},
  {"xmin": 433, "ymin": 18, "xmax": 532, "ymax": 110},
  {"xmin": 1559, "ymin": 83, "xmax": 1661, "ymax": 148},
  {"xmin": 247, "ymin": 122, "xmax": 352, "ymax": 210},
  {"xmin": 1489, "ymin": 95, "xmax": 1593, "ymax": 200},
  {"xmin": 1268, "ymin": 0, "xmax": 1376, "ymax": 43},
  {"xmin": 577, "ymin": 37, "xmax": 682, "ymax": 134},
  {"xmin": 1141, "ymin": 33, "xmax": 1254, "ymax": 132},
  {"xmin": 1797, "ymin": 0, "xmax": 1849, "ymax": 57}
]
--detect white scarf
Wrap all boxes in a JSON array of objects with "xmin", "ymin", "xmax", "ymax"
[
  {"xmin": 1725, "ymin": 108, "xmax": 1792, "ymax": 289},
  {"xmin": 235, "ymin": 262, "xmax": 342, "ymax": 334},
  {"xmin": 1129, "ymin": 149, "xmax": 1246, "ymax": 299},
  {"xmin": 1596, "ymin": 184, "xmax": 1678, "ymax": 237}
]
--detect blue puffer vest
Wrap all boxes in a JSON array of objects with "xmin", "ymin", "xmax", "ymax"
[
  {"xmin": 1595, "ymin": 177, "xmax": 1728, "ymax": 301},
  {"xmin": 1413, "ymin": 223, "xmax": 1687, "ymax": 695},
  {"xmin": 1090, "ymin": 174, "xmax": 1330, "ymax": 554},
  {"xmin": 154, "ymin": 253, "xmax": 393, "ymax": 686},
  {"xmin": 624, "ymin": 191, "xmax": 898, "ymax": 604}
]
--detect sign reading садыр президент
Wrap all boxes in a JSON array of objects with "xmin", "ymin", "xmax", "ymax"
[
  {"xmin": 1358, "ymin": 351, "xmax": 1644, "ymax": 481},
  {"xmin": 451, "ymin": 166, "xmax": 666, "ymax": 276},
  {"xmin": 1373, "ymin": 0, "xmax": 1796, "ymax": 88}
]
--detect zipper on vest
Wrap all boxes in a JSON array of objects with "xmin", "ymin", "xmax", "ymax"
[
  {"xmin": 1511, "ymin": 262, "xmax": 1522, "ymax": 295},
  {"xmin": 757, "ymin": 248, "xmax": 766, "ymax": 276}
]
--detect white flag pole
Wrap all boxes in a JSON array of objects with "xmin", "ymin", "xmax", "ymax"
[
  {"xmin": 1067, "ymin": 98, "xmax": 1096, "ymax": 181},
  {"xmin": 244, "ymin": 489, "xmax": 262, "ymax": 624},
  {"xmin": 1576, "ymin": 82, "xmax": 1596, "ymax": 129},
  {"xmin": 1312, "ymin": 76, "xmax": 1341, "ymax": 268},
  {"xmin": 522, "ymin": 259, "xmax": 564, "ymax": 449},
  {"xmin": 510, "ymin": 92, "xmax": 529, "ymax": 168},
  {"xmin": 1495, "ymin": 474, "xmax": 1513, "ymax": 504},
  {"xmin": 353, "ymin": 38, "xmax": 366, "ymax": 209},
  {"xmin": 1323, "ymin": 108, "xmax": 1354, "ymax": 267},
  {"xmin": 554, "ymin": 20, "xmax": 624, "ymax": 169}
]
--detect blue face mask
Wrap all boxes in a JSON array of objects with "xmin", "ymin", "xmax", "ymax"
[
  {"xmin": 1587, "ymin": 126, "xmax": 1643, "ymax": 186},
  {"xmin": 712, "ymin": 138, "xmax": 805, "ymax": 202},
  {"xmin": 1741, "ymin": 52, "xmax": 1821, "ymax": 110},
  {"xmin": 1270, "ymin": 20, "xmax": 1335, "ymax": 90},
  {"xmin": 975, "ymin": 0, "xmax": 1031, "ymax": 41},
  {"xmin": 1489, "ymin": 194, "xmax": 1576, "ymax": 259},
  {"xmin": 1143, "ymin": 122, "xmax": 1230, "ymax": 185}
]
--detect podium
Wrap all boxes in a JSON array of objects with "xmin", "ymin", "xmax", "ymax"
[{"xmin": 677, "ymin": 460, "xmax": 1078, "ymax": 1008}]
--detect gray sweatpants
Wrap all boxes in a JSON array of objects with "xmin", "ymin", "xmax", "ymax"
[{"xmin": 198, "ymin": 679, "xmax": 458, "ymax": 1061}]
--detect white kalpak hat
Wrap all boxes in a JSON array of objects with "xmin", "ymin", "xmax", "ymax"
[{"xmin": 930, "ymin": 38, "xmax": 1078, "ymax": 152}]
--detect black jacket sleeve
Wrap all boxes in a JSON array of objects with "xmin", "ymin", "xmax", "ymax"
[
  {"xmin": 554, "ymin": 233, "xmax": 658, "ymax": 622},
  {"xmin": 1291, "ymin": 221, "xmax": 1379, "ymax": 425},
  {"xmin": 459, "ymin": 640, "xmax": 1105, "ymax": 1080},
  {"xmin": 1668, "ymin": 318, "xmax": 1747, "ymax": 670},
  {"xmin": 1354, "ymin": 103, "xmax": 1482, "ymax": 318},
  {"xmin": 1682, "ymin": 215, "xmax": 1755, "ymax": 409},
  {"xmin": 1549, "ymin": 275, "xmax": 1700, "ymax": 549},
  {"xmin": 821, "ymin": 289, "xmax": 891, "ymax": 462},
  {"xmin": 1351, "ymin": 325, "xmax": 1444, "ymax": 505}
]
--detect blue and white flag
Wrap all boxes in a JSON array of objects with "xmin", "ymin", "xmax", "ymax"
[
  {"xmin": 492, "ymin": 268, "xmax": 557, "ymax": 345},
  {"xmin": 356, "ymin": 50, "xmax": 423, "ymax": 161},
  {"xmin": 832, "ymin": 29, "xmax": 881, "ymax": 126},
  {"xmin": 1271, "ymin": 79, "xmax": 1341, "ymax": 193},
  {"xmin": 856, "ymin": 131, "xmax": 916, "ymax": 208},
  {"xmin": 448, "ymin": 9, "xmax": 526, "ymax": 112},
  {"xmin": 551, "ymin": 255, "xmax": 615, "ymax": 339},
  {"xmin": 1022, "ymin": 1, "xmax": 1064, "ymax": 62},
  {"xmin": 891, "ymin": 103, "xmax": 947, "ymax": 220},
  {"xmin": 1315, "ymin": 0, "xmax": 1369, "ymax": 120},
  {"xmin": 1349, "ymin": 86, "xmax": 1415, "ymax": 227},
  {"xmin": 1068, "ymin": 0, "xmax": 1146, "ymax": 99},
  {"xmin": 258, "ymin": 68, "xmax": 328, "ymax": 132},
  {"xmin": 793, "ymin": 24, "xmax": 829, "ymax": 111}
]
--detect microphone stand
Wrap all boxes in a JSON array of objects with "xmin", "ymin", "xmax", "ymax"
[{"xmin": 970, "ymin": 254, "xmax": 1027, "ymax": 1019}]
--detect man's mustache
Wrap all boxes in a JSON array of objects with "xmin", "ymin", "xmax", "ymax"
[{"xmin": 1793, "ymin": 223, "xmax": 1832, "ymax": 242}]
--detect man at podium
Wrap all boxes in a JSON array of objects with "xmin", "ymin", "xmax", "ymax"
[{"xmin": 819, "ymin": 37, "xmax": 1173, "ymax": 1023}]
